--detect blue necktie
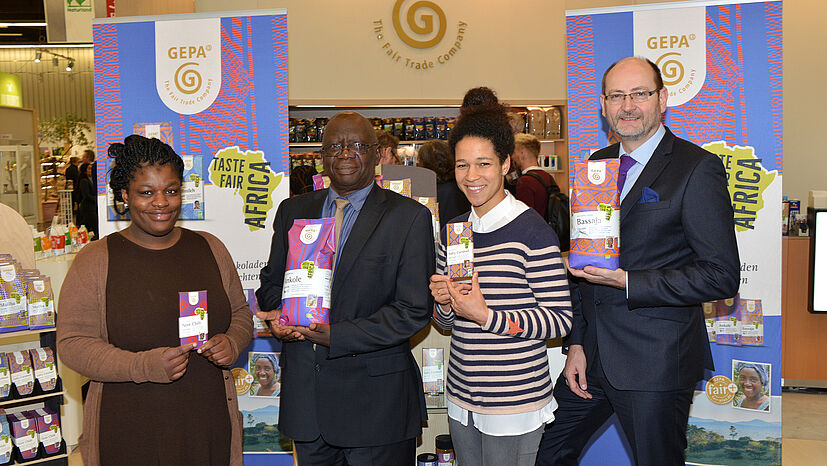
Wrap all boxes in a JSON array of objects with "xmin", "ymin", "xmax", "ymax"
[{"xmin": 617, "ymin": 155, "xmax": 636, "ymax": 194}]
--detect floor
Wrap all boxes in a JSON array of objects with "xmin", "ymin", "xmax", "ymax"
[{"xmin": 67, "ymin": 388, "xmax": 827, "ymax": 465}]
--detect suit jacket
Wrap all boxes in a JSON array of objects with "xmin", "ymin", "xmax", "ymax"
[
  {"xmin": 257, "ymin": 184, "xmax": 435, "ymax": 446},
  {"xmin": 567, "ymin": 127, "xmax": 740, "ymax": 391}
]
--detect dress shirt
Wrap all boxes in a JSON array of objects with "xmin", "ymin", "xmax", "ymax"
[
  {"xmin": 322, "ymin": 183, "xmax": 374, "ymax": 270},
  {"xmin": 448, "ymin": 190, "xmax": 558, "ymax": 436},
  {"xmin": 617, "ymin": 124, "xmax": 665, "ymax": 203}
]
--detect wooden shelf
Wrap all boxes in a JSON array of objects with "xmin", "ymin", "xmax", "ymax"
[
  {"xmin": 289, "ymin": 99, "xmax": 567, "ymax": 108},
  {"xmin": 0, "ymin": 328, "xmax": 55, "ymax": 339},
  {"xmin": 16, "ymin": 452, "xmax": 68, "ymax": 465},
  {"xmin": 291, "ymin": 138, "xmax": 565, "ymax": 148},
  {"xmin": 0, "ymin": 391, "xmax": 64, "ymax": 408}
]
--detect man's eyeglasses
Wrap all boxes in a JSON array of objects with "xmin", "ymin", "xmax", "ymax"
[
  {"xmin": 320, "ymin": 142, "xmax": 377, "ymax": 158},
  {"xmin": 603, "ymin": 89, "xmax": 661, "ymax": 104}
]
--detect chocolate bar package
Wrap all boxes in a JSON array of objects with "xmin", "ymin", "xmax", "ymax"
[
  {"xmin": 569, "ymin": 159, "xmax": 621, "ymax": 269},
  {"xmin": 7, "ymin": 412, "xmax": 37, "ymax": 460},
  {"xmin": 8, "ymin": 350, "xmax": 34, "ymax": 396},
  {"xmin": 28, "ymin": 348, "xmax": 57, "ymax": 392},
  {"xmin": 0, "ymin": 415, "xmax": 11, "ymax": 464},
  {"xmin": 422, "ymin": 348, "xmax": 444, "ymax": 394},
  {"xmin": 703, "ymin": 302, "xmax": 717, "ymax": 343},
  {"xmin": 0, "ymin": 262, "xmax": 28, "ymax": 333},
  {"xmin": 383, "ymin": 178, "xmax": 412, "ymax": 198},
  {"xmin": 26, "ymin": 408, "xmax": 61, "ymax": 455},
  {"xmin": 739, "ymin": 298, "xmax": 764, "ymax": 346},
  {"xmin": 246, "ymin": 289, "xmax": 271, "ymax": 337},
  {"xmin": 715, "ymin": 296, "xmax": 742, "ymax": 346},
  {"xmin": 0, "ymin": 355, "xmax": 10, "ymax": 399},
  {"xmin": 24, "ymin": 276, "xmax": 55, "ymax": 330},
  {"xmin": 445, "ymin": 222, "xmax": 473, "ymax": 281},
  {"xmin": 178, "ymin": 291, "xmax": 208, "ymax": 349},
  {"xmin": 280, "ymin": 218, "xmax": 335, "ymax": 326}
]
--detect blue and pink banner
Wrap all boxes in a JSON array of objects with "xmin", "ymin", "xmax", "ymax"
[
  {"xmin": 565, "ymin": 1, "xmax": 782, "ymax": 464},
  {"xmin": 93, "ymin": 10, "xmax": 292, "ymax": 464}
]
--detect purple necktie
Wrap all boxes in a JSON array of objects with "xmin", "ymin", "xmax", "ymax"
[{"xmin": 617, "ymin": 154, "xmax": 636, "ymax": 194}]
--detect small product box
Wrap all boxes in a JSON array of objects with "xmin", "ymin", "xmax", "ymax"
[
  {"xmin": 0, "ymin": 262, "xmax": 29, "ymax": 333},
  {"xmin": 445, "ymin": 222, "xmax": 474, "ymax": 281},
  {"xmin": 8, "ymin": 412, "xmax": 38, "ymax": 460},
  {"xmin": 788, "ymin": 200, "xmax": 801, "ymax": 235},
  {"xmin": 246, "ymin": 289, "xmax": 271, "ymax": 337},
  {"xmin": 25, "ymin": 277, "xmax": 55, "ymax": 330},
  {"xmin": 382, "ymin": 178, "xmax": 412, "ymax": 198},
  {"xmin": 28, "ymin": 348, "xmax": 58, "ymax": 392},
  {"xmin": 0, "ymin": 415, "xmax": 12, "ymax": 464},
  {"xmin": 179, "ymin": 291, "xmax": 208, "ymax": 349},
  {"xmin": 0, "ymin": 355, "xmax": 10, "ymax": 398},
  {"xmin": 8, "ymin": 351, "xmax": 34, "ymax": 397},
  {"xmin": 26, "ymin": 408, "xmax": 61, "ymax": 455},
  {"xmin": 422, "ymin": 348, "xmax": 444, "ymax": 394}
]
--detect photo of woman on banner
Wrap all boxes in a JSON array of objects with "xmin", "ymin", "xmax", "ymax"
[
  {"xmin": 250, "ymin": 352, "xmax": 281, "ymax": 397},
  {"xmin": 733, "ymin": 361, "xmax": 771, "ymax": 411}
]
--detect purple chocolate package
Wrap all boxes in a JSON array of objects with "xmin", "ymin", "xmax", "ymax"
[
  {"xmin": 280, "ymin": 218, "xmax": 336, "ymax": 326},
  {"xmin": 178, "ymin": 290, "xmax": 208, "ymax": 349}
]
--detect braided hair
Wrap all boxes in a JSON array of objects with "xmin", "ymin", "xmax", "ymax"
[{"xmin": 108, "ymin": 135, "xmax": 184, "ymax": 215}]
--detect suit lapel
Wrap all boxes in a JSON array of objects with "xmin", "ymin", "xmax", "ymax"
[
  {"xmin": 331, "ymin": 184, "xmax": 388, "ymax": 303},
  {"xmin": 620, "ymin": 129, "xmax": 675, "ymax": 222}
]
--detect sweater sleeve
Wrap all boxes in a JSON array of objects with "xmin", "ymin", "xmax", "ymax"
[
  {"xmin": 481, "ymin": 233, "xmax": 573, "ymax": 340},
  {"xmin": 198, "ymin": 231, "xmax": 254, "ymax": 366},
  {"xmin": 56, "ymin": 240, "xmax": 171, "ymax": 383}
]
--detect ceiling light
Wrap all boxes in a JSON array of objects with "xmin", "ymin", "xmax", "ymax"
[
  {"xmin": 34, "ymin": 51, "xmax": 41, "ymax": 63},
  {"xmin": 66, "ymin": 60, "xmax": 74, "ymax": 72}
]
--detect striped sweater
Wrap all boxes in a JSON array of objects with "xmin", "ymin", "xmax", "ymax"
[{"xmin": 434, "ymin": 209, "xmax": 572, "ymax": 415}]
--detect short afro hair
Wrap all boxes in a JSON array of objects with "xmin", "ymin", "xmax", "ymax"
[
  {"xmin": 449, "ymin": 87, "xmax": 514, "ymax": 163},
  {"xmin": 108, "ymin": 134, "xmax": 184, "ymax": 214}
]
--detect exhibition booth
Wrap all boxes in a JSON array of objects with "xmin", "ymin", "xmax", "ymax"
[{"xmin": 3, "ymin": 0, "xmax": 825, "ymax": 465}]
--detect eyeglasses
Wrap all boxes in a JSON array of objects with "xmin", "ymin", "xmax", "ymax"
[
  {"xmin": 603, "ymin": 89, "xmax": 661, "ymax": 104},
  {"xmin": 320, "ymin": 142, "xmax": 377, "ymax": 158}
]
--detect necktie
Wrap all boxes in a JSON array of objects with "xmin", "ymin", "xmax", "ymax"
[
  {"xmin": 617, "ymin": 154, "xmax": 636, "ymax": 195},
  {"xmin": 333, "ymin": 198, "xmax": 350, "ymax": 272}
]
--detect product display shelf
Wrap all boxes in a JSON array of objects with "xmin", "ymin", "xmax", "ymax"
[
  {"xmin": 287, "ymin": 100, "xmax": 569, "ymax": 192},
  {"xmin": 0, "ymin": 205, "xmax": 67, "ymax": 465}
]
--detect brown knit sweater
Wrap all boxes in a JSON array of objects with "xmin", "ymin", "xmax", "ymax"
[{"xmin": 56, "ymin": 229, "xmax": 253, "ymax": 466}]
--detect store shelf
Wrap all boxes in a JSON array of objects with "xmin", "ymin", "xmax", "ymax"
[
  {"xmin": 15, "ymin": 453, "xmax": 68, "ymax": 465},
  {"xmin": 0, "ymin": 391, "xmax": 64, "ymax": 408},
  {"xmin": 0, "ymin": 328, "xmax": 56, "ymax": 339}
]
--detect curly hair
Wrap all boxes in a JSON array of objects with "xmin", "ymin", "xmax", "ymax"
[
  {"xmin": 449, "ymin": 88, "xmax": 514, "ymax": 163},
  {"xmin": 108, "ymin": 134, "xmax": 184, "ymax": 214},
  {"xmin": 418, "ymin": 140, "xmax": 453, "ymax": 182}
]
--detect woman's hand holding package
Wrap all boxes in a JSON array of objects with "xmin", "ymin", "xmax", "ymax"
[
  {"xmin": 430, "ymin": 274, "xmax": 471, "ymax": 313},
  {"xmin": 161, "ymin": 343, "xmax": 195, "ymax": 381},
  {"xmin": 198, "ymin": 333, "xmax": 234, "ymax": 367},
  {"xmin": 446, "ymin": 272, "xmax": 490, "ymax": 326}
]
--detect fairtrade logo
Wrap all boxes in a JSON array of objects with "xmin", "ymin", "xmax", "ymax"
[
  {"xmin": 231, "ymin": 367, "xmax": 254, "ymax": 394},
  {"xmin": 656, "ymin": 52, "xmax": 684, "ymax": 86},
  {"xmin": 705, "ymin": 375, "xmax": 738, "ymax": 404},
  {"xmin": 392, "ymin": 0, "xmax": 446, "ymax": 49}
]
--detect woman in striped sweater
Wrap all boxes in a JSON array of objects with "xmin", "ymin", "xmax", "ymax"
[{"xmin": 429, "ymin": 88, "xmax": 573, "ymax": 466}]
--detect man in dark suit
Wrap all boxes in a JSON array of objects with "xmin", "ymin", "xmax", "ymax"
[
  {"xmin": 256, "ymin": 111, "xmax": 435, "ymax": 465},
  {"xmin": 536, "ymin": 57, "xmax": 740, "ymax": 465}
]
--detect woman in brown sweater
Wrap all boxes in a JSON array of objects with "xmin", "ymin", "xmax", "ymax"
[{"xmin": 57, "ymin": 135, "xmax": 252, "ymax": 465}]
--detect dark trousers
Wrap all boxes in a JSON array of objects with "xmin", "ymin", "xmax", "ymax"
[
  {"xmin": 537, "ymin": 351, "xmax": 694, "ymax": 466},
  {"xmin": 294, "ymin": 435, "xmax": 416, "ymax": 466}
]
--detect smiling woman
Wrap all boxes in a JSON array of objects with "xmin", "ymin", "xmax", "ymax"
[{"xmin": 56, "ymin": 134, "xmax": 253, "ymax": 465}]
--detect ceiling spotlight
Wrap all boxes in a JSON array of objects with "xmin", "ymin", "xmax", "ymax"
[
  {"xmin": 66, "ymin": 60, "xmax": 74, "ymax": 72},
  {"xmin": 34, "ymin": 51, "xmax": 41, "ymax": 63}
]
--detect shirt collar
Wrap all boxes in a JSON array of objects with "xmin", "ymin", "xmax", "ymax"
[
  {"xmin": 521, "ymin": 165, "xmax": 543, "ymax": 174},
  {"xmin": 619, "ymin": 124, "xmax": 666, "ymax": 167},
  {"xmin": 326, "ymin": 182, "xmax": 374, "ymax": 212},
  {"xmin": 468, "ymin": 191, "xmax": 529, "ymax": 233}
]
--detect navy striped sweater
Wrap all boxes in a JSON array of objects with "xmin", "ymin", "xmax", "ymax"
[{"xmin": 434, "ymin": 210, "xmax": 572, "ymax": 415}]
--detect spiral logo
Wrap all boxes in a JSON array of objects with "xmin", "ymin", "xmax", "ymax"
[
  {"xmin": 392, "ymin": 0, "xmax": 447, "ymax": 49},
  {"xmin": 656, "ymin": 52, "xmax": 684, "ymax": 86},
  {"xmin": 174, "ymin": 62, "xmax": 202, "ymax": 95}
]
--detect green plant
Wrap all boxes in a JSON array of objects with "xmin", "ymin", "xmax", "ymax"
[{"xmin": 39, "ymin": 114, "xmax": 92, "ymax": 157}]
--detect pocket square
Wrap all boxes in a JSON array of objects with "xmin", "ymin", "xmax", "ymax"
[{"xmin": 640, "ymin": 187, "xmax": 660, "ymax": 203}]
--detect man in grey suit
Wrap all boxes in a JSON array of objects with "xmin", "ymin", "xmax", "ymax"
[
  {"xmin": 537, "ymin": 57, "xmax": 740, "ymax": 465},
  {"xmin": 256, "ymin": 112, "xmax": 435, "ymax": 465}
]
